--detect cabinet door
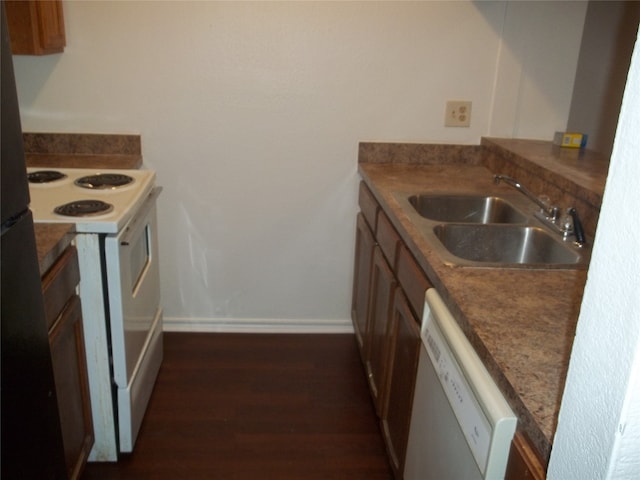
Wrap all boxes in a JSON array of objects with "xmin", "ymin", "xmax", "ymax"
[
  {"xmin": 49, "ymin": 295, "xmax": 94, "ymax": 480},
  {"xmin": 364, "ymin": 247, "xmax": 397, "ymax": 416},
  {"xmin": 381, "ymin": 287, "xmax": 421, "ymax": 479},
  {"xmin": 351, "ymin": 213, "xmax": 376, "ymax": 354},
  {"xmin": 5, "ymin": 0, "xmax": 66, "ymax": 55}
]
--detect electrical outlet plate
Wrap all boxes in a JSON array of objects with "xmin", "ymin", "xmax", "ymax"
[{"xmin": 445, "ymin": 100, "xmax": 472, "ymax": 127}]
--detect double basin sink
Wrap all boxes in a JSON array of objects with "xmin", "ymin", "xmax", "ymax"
[{"xmin": 400, "ymin": 194, "xmax": 588, "ymax": 269}]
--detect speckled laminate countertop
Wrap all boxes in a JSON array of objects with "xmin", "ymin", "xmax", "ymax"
[
  {"xmin": 23, "ymin": 132, "xmax": 143, "ymax": 169},
  {"xmin": 358, "ymin": 157, "xmax": 592, "ymax": 465},
  {"xmin": 34, "ymin": 223, "xmax": 75, "ymax": 276}
]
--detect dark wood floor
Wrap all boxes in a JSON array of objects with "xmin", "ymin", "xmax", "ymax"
[{"xmin": 82, "ymin": 332, "xmax": 392, "ymax": 480}]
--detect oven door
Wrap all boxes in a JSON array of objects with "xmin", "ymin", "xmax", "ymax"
[{"xmin": 105, "ymin": 186, "xmax": 163, "ymax": 452}]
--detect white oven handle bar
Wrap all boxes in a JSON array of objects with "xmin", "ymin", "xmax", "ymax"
[{"xmin": 119, "ymin": 187, "xmax": 162, "ymax": 246}]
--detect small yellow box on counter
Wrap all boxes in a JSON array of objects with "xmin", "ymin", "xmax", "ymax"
[{"xmin": 553, "ymin": 131, "xmax": 588, "ymax": 148}]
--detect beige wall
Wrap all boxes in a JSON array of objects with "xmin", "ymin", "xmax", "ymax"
[{"xmin": 13, "ymin": 1, "xmax": 587, "ymax": 330}]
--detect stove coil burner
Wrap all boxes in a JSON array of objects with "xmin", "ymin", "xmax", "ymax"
[
  {"xmin": 54, "ymin": 199, "xmax": 114, "ymax": 217},
  {"xmin": 27, "ymin": 170, "xmax": 68, "ymax": 183},
  {"xmin": 75, "ymin": 173, "xmax": 134, "ymax": 190}
]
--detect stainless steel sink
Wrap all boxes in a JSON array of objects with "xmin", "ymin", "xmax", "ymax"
[
  {"xmin": 431, "ymin": 224, "xmax": 585, "ymax": 267},
  {"xmin": 408, "ymin": 194, "xmax": 527, "ymax": 224}
]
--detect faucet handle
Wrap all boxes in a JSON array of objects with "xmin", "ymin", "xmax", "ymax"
[
  {"xmin": 559, "ymin": 211, "xmax": 574, "ymax": 236},
  {"xmin": 537, "ymin": 195, "xmax": 559, "ymax": 221}
]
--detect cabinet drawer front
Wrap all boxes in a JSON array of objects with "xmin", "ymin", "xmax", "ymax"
[
  {"xmin": 396, "ymin": 246, "xmax": 431, "ymax": 322},
  {"xmin": 42, "ymin": 246, "xmax": 80, "ymax": 330},
  {"xmin": 358, "ymin": 182, "xmax": 379, "ymax": 232},
  {"xmin": 376, "ymin": 210, "xmax": 400, "ymax": 268}
]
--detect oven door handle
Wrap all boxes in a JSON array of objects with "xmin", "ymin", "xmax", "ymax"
[{"xmin": 120, "ymin": 186, "xmax": 162, "ymax": 246}]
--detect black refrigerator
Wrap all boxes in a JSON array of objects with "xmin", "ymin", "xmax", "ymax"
[{"xmin": 1, "ymin": 5, "xmax": 66, "ymax": 479}]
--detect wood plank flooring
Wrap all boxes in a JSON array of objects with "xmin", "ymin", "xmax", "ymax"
[{"xmin": 82, "ymin": 332, "xmax": 392, "ymax": 480}]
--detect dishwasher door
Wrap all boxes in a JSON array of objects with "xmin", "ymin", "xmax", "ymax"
[{"xmin": 404, "ymin": 289, "xmax": 516, "ymax": 480}]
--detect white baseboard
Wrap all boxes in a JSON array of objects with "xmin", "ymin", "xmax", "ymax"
[{"xmin": 162, "ymin": 316, "xmax": 355, "ymax": 334}]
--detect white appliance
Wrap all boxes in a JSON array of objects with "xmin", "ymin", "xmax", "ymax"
[
  {"xmin": 404, "ymin": 289, "xmax": 517, "ymax": 480},
  {"xmin": 28, "ymin": 167, "xmax": 163, "ymax": 461}
]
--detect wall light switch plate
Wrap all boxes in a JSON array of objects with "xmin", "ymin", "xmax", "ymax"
[{"xmin": 445, "ymin": 100, "xmax": 472, "ymax": 127}]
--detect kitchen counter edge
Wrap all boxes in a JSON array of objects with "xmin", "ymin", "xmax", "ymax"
[{"xmin": 35, "ymin": 223, "xmax": 75, "ymax": 276}]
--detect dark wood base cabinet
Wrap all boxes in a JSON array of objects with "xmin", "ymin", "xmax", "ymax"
[
  {"xmin": 351, "ymin": 182, "xmax": 429, "ymax": 479},
  {"xmin": 351, "ymin": 181, "xmax": 547, "ymax": 479},
  {"xmin": 42, "ymin": 245, "xmax": 94, "ymax": 480}
]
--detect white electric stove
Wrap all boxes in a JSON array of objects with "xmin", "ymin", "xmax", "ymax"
[
  {"xmin": 28, "ymin": 167, "xmax": 163, "ymax": 461},
  {"xmin": 27, "ymin": 167, "xmax": 156, "ymax": 233}
]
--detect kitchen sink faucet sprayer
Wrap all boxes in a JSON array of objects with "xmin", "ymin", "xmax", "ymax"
[{"xmin": 567, "ymin": 208, "xmax": 586, "ymax": 246}]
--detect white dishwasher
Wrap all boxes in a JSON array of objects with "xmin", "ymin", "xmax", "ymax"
[{"xmin": 404, "ymin": 289, "xmax": 517, "ymax": 480}]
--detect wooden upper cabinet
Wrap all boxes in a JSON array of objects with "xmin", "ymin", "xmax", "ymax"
[{"xmin": 5, "ymin": 0, "xmax": 66, "ymax": 55}]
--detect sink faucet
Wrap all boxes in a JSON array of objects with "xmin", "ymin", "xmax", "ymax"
[
  {"xmin": 494, "ymin": 174, "xmax": 587, "ymax": 246},
  {"xmin": 493, "ymin": 175, "xmax": 559, "ymax": 220}
]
